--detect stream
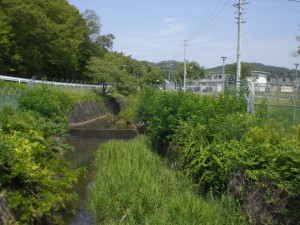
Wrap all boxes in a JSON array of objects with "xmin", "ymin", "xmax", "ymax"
[
  {"xmin": 62, "ymin": 118, "xmax": 134, "ymax": 225},
  {"xmin": 63, "ymin": 137, "xmax": 105, "ymax": 225}
]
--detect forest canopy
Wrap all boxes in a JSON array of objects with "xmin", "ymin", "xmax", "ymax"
[{"xmin": 0, "ymin": 0, "xmax": 101, "ymax": 80}]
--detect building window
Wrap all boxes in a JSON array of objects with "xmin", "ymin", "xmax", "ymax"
[
  {"xmin": 283, "ymin": 78, "xmax": 286, "ymax": 82},
  {"xmin": 290, "ymin": 78, "xmax": 293, "ymax": 82},
  {"xmin": 219, "ymin": 75, "xmax": 222, "ymax": 79}
]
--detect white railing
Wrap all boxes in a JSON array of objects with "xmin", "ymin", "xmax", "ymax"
[{"xmin": 0, "ymin": 75, "xmax": 102, "ymax": 89}]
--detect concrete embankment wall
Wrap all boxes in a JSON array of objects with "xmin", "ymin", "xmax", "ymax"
[
  {"xmin": 68, "ymin": 96, "xmax": 127, "ymax": 127},
  {"xmin": 68, "ymin": 96, "xmax": 135, "ymax": 139},
  {"xmin": 68, "ymin": 100, "xmax": 107, "ymax": 125}
]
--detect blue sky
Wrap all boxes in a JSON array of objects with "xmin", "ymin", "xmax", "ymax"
[{"xmin": 68, "ymin": 0, "xmax": 299, "ymax": 69}]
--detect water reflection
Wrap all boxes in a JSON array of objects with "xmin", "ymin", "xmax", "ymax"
[{"xmin": 63, "ymin": 137, "xmax": 108, "ymax": 225}]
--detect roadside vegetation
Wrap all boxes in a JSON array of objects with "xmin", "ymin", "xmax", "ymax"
[{"xmin": 89, "ymin": 136, "xmax": 247, "ymax": 225}]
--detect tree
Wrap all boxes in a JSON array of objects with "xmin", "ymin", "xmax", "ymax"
[
  {"xmin": 0, "ymin": 0, "xmax": 92, "ymax": 79},
  {"xmin": 82, "ymin": 9, "xmax": 115, "ymax": 53},
  {"xmin": 187, "ymin": 61, "xmax": 206, "ymax": 80},
  {"xmin": 225, "ymin": 62, "xmax": 252, "ymax": 80},
  {"xmin": 85, "ymin": 56, "xmax": 118, "ymax": 95},
  {"xmin": 173, "ymin": 61, "xmax": 206, "ymax": 83},
  {"xmin": 140, "ymin": 67, "xmax": 165, "ymax": 88},
  {"xmin": 84, "ymin": 52, "xmax": 138, "ymax": 95}
]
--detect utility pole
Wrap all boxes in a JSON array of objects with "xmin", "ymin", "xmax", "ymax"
[
  {"xmin": 183, "ymin": 40, "xmax": 188, "ymax": 92},
  {"xmin": 295, "ymin": 63, "xmax": 299, "ymax": 103},
  {"xmin": 221, "ymin": 56, "xmax": 227, "ymax": 91},
  {"xmin": 221, "ymin": 56, "xmax": 227, "ymax": 76},
  {"xmin": 167, "ymin": 62, "xmax": 173, "ymax": 81},
  {"xmin": 293, "ymin": 63, "xmax": 299, "ymax": 124},
  {"xmin": 234, "ymin": 0, "xmax": 246, "ymax": 92}
]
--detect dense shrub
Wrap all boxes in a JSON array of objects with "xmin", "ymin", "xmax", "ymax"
[
  {"xmin": 135, "ymin": 90, "xmax": 300, "ymax": 224},
  {"xmin": 0, "ymin": 91, "xmax": 83, "ymax": 224},
  {"xmin": 117, "ymin": 94, "xmax": 138, "ymax": 127},
  {"xmin": 136, "ymin": 89, "xmax": 246, "ymax": 146},
  {"xmin": 171, "ymin": 115, "xmax": 300, "ymax": 224},
  {"xmin": 19, "ymin": 85, "xmax": 74, "ymax": 120}
]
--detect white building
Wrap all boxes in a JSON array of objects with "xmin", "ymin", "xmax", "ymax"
[
  {"xmin": 190, "ymin": 73, "xmax": 232, "ymax": 93},
  {"xmin": 247, "ymin": 71, "xmax": 269, "ymax": 92}
]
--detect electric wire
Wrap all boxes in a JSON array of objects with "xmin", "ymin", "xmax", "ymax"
[{"xmin": 68, "ymin": 0, "xmax": 300, "ymax": 68}]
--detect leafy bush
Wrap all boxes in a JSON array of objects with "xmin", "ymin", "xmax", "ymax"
[
  {"xmin": 171, "ymin": 118, "xmax": 300, "ymax": 224},
  {"xmin": 136, "ymin": 89, "xmax": 246, "ymax": 146},
  {"xmin": 19, "ymin": 85, "xmax": 74, "ymax": 119},
  {"xmin": 135, "ymin": 90, "xmax": 300, "ymax": 224},
  {"xmin": 0, "ymin": 94, "xmax": 83, "ymax": 224},
  {"xmin": 117, "ymin": 94, "xmax": 138, "ymax": 127}
]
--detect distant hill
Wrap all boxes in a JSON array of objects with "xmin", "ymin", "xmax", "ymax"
[
  {"xmin": 148, "ymin": 61, "xmax": 295, "ymax": 78},
  {"xmin": 207, "ymin": 62, "xmax": 294, "ymax": 77},
  {"xmin": 151, "ymin": 60, "xmax": 183, "ymax": 72}
]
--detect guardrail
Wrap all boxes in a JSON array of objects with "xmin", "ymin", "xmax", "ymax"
[{"xmin": 0, "ymin": 75, "xmax": 102, "ymax": 89}]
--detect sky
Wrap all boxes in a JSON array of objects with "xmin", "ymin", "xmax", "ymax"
[{"xmin": 68, "ymin": 0, "xmax": 299, "ymax": 70}]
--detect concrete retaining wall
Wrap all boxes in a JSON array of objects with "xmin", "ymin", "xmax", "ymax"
[
  {"xmin": 68, "ymin": 96, "xmax": 128, "ymax": 126},
  {"xmin": 68, "ymin": 100, "xmax": 107, "ymax": 125}
]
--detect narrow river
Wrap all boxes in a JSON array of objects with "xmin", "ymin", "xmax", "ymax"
[
  {"xmin": 62, "ymin": 118, "xmax": 134, "ymax": 225},
  {"xmin": 62, "ymin": 137, "xmax": 107, "ymax": 225}
]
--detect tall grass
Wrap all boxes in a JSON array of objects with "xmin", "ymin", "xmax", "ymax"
[{"xmin": 89, "ymin": 136, "xmax": 247, "ymax": 225}]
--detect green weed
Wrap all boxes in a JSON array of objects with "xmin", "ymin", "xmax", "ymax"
[{"xmin": 89, "ymin": 136, "xmax": 247, "ymax": 225}]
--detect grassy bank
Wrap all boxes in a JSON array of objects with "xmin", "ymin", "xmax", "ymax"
[{"xmin": 89, "ymin": 136, "xmax": 247, "ymax": 225}]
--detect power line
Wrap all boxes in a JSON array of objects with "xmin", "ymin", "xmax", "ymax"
[{"xmin": 189, "ymin": 0, "xmax": 232, "ymax": 42}]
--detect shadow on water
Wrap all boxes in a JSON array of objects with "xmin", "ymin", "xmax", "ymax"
[
  {"xmin": 63, "ymin": 118, "xmax": 135, "ymax": 225},
  {"xmin": 63, "ymin": 137, "xmax": 107, "ymax": 225}
]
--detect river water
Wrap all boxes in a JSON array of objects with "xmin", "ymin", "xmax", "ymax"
[
  {"xmin": 63, "ymin": 118, "xmax": 134, "ymax": 225},
  {"xmin": 63, "ymin": 137, "xmax": 107, "ymax": 225}
]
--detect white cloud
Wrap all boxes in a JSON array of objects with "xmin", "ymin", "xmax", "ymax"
[
  {"xmin": 163, "ymin": 17, "xmax": 181, "ymax": 23},
  {"xmin": 157, "ymin": 17, "xmax": 185, "ymax": 37}
]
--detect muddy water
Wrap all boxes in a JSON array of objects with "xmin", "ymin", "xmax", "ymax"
[
  {"xmin": 63, "ymin": 137, "xmax": 108, "ymax": 225},
  {"xmin": 62, "ymin": 114, "xmax": 135, "ymax": 225}
]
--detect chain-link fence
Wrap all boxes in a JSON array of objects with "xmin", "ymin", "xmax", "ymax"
[
  {"xmin": 0, "ymin": 87, "xmax": 20, "ymax": 110},
  {"xmin": 0, "ymin": 75, "xmax": 105, "ymax": 109},
  {"xmin": 247, "ymin": 81, "xmax": 300, "ymax": 127}
]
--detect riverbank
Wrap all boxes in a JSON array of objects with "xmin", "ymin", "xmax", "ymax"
[{"xmin": 89, "ymin": 136, "xmax": 247, "ymax": 224}]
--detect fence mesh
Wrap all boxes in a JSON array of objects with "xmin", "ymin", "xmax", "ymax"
[
  {"xmin": 0, "ymin": 87, "xmax": 20, "ymax": 110},
  {"xmin": 249, "ymin": 81, "xmax": 300, "ymax": 126}
]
